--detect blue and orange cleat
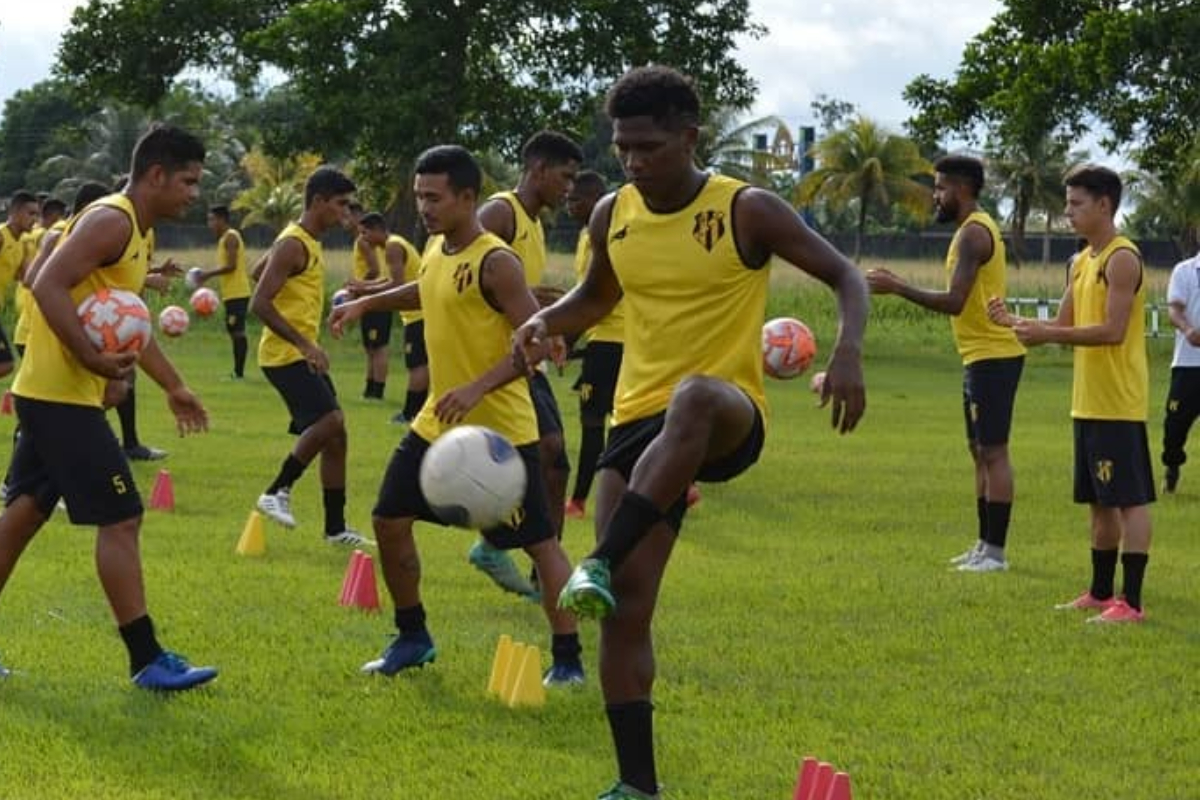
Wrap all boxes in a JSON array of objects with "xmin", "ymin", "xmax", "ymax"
[{"xmin": 361, "ymin": 633, "xmax": 437, "ymax": 676}]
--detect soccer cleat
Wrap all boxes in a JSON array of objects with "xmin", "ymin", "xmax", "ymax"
[
  {"xmin": 685, "ymin": 483, "xmax": 701, "ymax": 508},
  {"xmin": 957, "ymin": 554, "xmax": 1008, "ymax": 573},
  {"xmin": 132, "ymin": 651, "xmax": 218, "ymax": 692},
  {"xmin": 564, "ymin": 498, "xmax": 586, "ymax": 520},
  {"xmin": 467, "ymin": 540, "xmax": 537, "ymax": 597},
  {"xmin": 325, "ymin": 529, "xmax": 375, "ymax": 547},
  {"xmin": 390, "ymin": 411, "xmax": 409, "ymax": 425},
  {"xmin": 257, "ymin": 488, "xmax": 296, "ymax": 528},
  {"xmin": 558, "ymin": 557, "xmax": 616, "ymax": 620},
  {"xmin": 125, "ymin": 444, "xmax": 168, "ymax": 462},
  {"xmin": 1054, "ymin": 591, "xmax": 1117, "ymax": 611},
  {"xmin": 361, "ymin": 633, "xmax": 437, "ymax": 676},
  {"xmin": 1087, "ymin": 598, "xmax": 1145, "ymax": 624},
  {"xmin": 949, "ymin": 541, "xmax": 985, "ymax": 565},
  {"xmin": 1162, "ymin": 466, "xmax": 1179, "ymax": 494},
  {"xmin": 597, "ymin": 781, "xmax": 660, "ymax": 800},
  {"xmin": 542, "ymin": 661, "xmax": 586, "ymax": 687}
]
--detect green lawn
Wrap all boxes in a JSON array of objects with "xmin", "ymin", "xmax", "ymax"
[{"xmin": 0, "ymin": 260, "xmax": 1196, "ymax": 799}]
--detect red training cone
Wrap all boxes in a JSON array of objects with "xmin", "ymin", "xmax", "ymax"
[
  {"xmin": 827, "ymin": 772, "xmax": 852, "ymax": 800},
  {"xmin": 350, "ymin": 552, "xmax": 380, "ymax": 612},
  {"xmin": 339, "ymin": 550, "xmax": 366, "ymax": 606},
  {"xmin": 793, "ymin": 757, "xmax": 819, "ymax": 800},
  {"xmin": 0, "ymin": 390, "xmax": 12, "ymax": 415},
  {"xmin": 148, "ymin": 469, "xmax": 174, "ymax": 511}
]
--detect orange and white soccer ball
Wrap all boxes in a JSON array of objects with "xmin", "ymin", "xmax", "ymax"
[
  {"xmin": 190, "ymin": 287, "xmax": 219, "ymax": 317},
  {"xmin": 762, "ymin": 317, "xmax": 817, "ymax": 379},
  {"xmin": 77, "ymin": 288, "xmax": 152, "ymax": 354},
  {"xmin": 159, "ymin": 305, "xmax": 190, "ymax": 337}
]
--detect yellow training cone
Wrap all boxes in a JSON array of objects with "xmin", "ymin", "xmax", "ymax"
[
  {"xmin": 236, "ymin": 511, "xmax": 266, "ymax": 556},
  {"xmin": 505, "ymin": 645, "xmax": 546, "ymax": 708},
  {"xmin": 486, "ymin": 635, "xmax": 514, "ymax": 696}
]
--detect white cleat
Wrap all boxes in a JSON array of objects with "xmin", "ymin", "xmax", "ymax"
[
  {"xmin": 325, "ymin": 529, "xmax": 374, "ymax": 547},
  {"xmin": 257, "ymin": 489, "xmax": 296, "ymax": 528},
  {"xmin": 949, "ymin": 541, "xmax": 985, "ymax": 565},
  {"xmin": 957, "ymin": 554, "xmax": 1009, "ymax": 573}
]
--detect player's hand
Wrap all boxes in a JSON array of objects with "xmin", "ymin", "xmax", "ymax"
[
  {"xmin": 153, "ymin": 258, "xmax": 184, "ymax": 278},
  {"xmin": 549, "ymin": 335, "xmax": 568, "ymax": 369},
  {"xmin": 819, "ymin": 346, "xmax": 865, "ymax": 434},
  {"xmin": 300, "ymin": 341, "xmax": 330, "ymax": 374},
  {"xmin": 986, "ymin": 296, "xmax": 1015, "ymax": 327},
  {"xmin": 512, "ymin": 317, "xmax": 549, "ymax": 376},
  {"xmin": 865, "ymin": 268, "xmax": 903, "ymax": 295},
  {"xmin": 329, "ymin": 300, "xmax": 365, "ymax": 339},
  {"xmin": 1011, "ymin": 318, "xmax": 1048, "ymax": 346},
  {"xmin": 434, "ymin": 383, "xmax": 484, "ymax": 425},
  {"xmin": 1185, "ymin": 327, "xmax": 1200, "ymax": 347},
  {"xmin": 84, "ymin": 350, "xmax": 137, "ymax": 381},
  {"xmin": 143, "ymin": 274, "xmax": 171, "ymax": 294},
  {"xmin": 102, "ymin": 378, "xmax": 131, "ymax": 409},
  {"xmin": 166, "ymin": 385, "xmax": 208, "ymax": 436}
]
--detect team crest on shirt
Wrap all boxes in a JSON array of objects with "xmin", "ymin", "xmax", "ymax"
[
  {"xmin": 453, "ymin": 262, "xmax": 473, "ymax": 293},
  {"xmin": 506, "ymin": 506, "xmax": 525, "ymax": 530},
  {"xmin": 692, "ymin": 210, "xmax": 726, "ymax": 252},
  {"xmin": 1095, "ymin": 459, "xmax": 1114, "ymax": 484}
]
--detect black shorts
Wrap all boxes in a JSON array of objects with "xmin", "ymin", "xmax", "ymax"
[
  {"xmin": 361, "ymin": 311, "xmax": 393, "ymax": 351},
  {"xmin": 962, "ymin": 356, "xmax": 1024, "ymax": 446},
  {"xmin": 224, "ymin": 296, "xmax": 249, "ymax": 335},
  {"xmin": 597, "ymin": 400, "xmax": 765, "ymax": 531},
  {"xmin": 6, "ymin": 396, "xmax": 142, "ymax": 525},
  {"xmin": 262, "ymin": 360, "xmax": 340, "ymax": 435},
  {"xmin": 529, "ymin": 371, "xmax": 564, "ymax": 438},
  {"xmin": 578, "ymin": 341, "xmax": 623, "ymax": 422},
  {"xmin": 372, "ymin": 431, "xmax": 553, "ymax": 550},
  {"xmin": 0, "ymin": 319, "xmax": 13, "ymax": 366},
  {"xmin": 1073, "ymin": 419, "xmax": 1156, "ymax": 507},
  {"xmin": 403, "ymin": 319, "xmax": 428, "ymax": 369}
]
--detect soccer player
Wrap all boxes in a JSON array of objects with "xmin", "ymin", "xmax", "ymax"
[
  {"xmin": 196, "ymin": 205, "xmax": 252, "ymax": 379},
  {"xmin": 329, "ymin": 145, "xmax": 584, "ymax": 684},
  {"xmin": 0, "ymin": 191, "xmax": 40, "ymax": 377},
  {"xmin": 866, "ymin": 155, "xmax": 1025, "ymax": 572},
  {"xmin": 513, "ymin": 66, "xmax": 867, "ymax": 800},
  {"xmin": 1159, "ymin": 246, "xmax": 1200, "ymax": 493},
  {"xmin": 252, "ymin": 166, "xmax": 369, "ymax": 547},
  {"xmin": 13, "ymin": 197, "xmax": 65, "ymax": 358},
  {"xmin": 349, "ymin": 212, "xmax": 399, "ymax": 400},
  {"xmin": 563, "ymin": 170, "xmax": 624, "ymax": 519},
  {"xmin": 0, "ymin": 124, "xmax": 216, "ymax": 691},
  {"xmin": 469, "ymin": 129, "xmax": 583, "ymax": 598},
  {"xmin": 988, "ymin": 164, "xmax": 1153, "ymax": 623}
]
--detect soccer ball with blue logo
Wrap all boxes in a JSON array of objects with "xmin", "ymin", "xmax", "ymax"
[{"xmin": 419, "ymin": 425, "xmax": 527, "ymax": 530}]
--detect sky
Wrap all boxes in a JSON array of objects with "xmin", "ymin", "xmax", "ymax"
[{"xmin": 0, "ymin": 0, "xmax": 1002, "ymax": 132}]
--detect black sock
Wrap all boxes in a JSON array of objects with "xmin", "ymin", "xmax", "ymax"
[
  {"xmin": 117, "ymin": 385, "xmax": 138, "ymax": 448},
  {"xmin": 403, "ymin": 389, "xmax": 427, "ymax": 420},
  {"xmin": 119, "ymin": 614, "xmax": 163, "ymax": 676},
  {"xmin": 983, "ymin": 501, "xmax": 1012, "ymax": 549},
  {"xmin": 323, "ymin": 487, "xmax": 346, "ymax": 535},
  {"xmin": 1121, "ymin": 552, "xmax": 1149, "ymax": 610},
  {"xmin": 266, "ymin": 454, "xmax": 307, "ymax": 495},
  {"xmin": 591, "ymin": 491, "xmax": 664, "ymax": 571},
  {"xmin": 394, "ymin": 604, "xmax": 428, "ymax": 638},
  {"xmin": 232, "ymin": 336, "xmax": 247, "ymax": 377},
  {"xmin": 551, "ymin": 632, "xmax": 582, "ymax": 667},
  {"xmin": 572, "ymin": 423, "xmax": 605, "ymax": 502},
  {"xmin": 1090, "ymin": 548, "xmax": 1119, "ymax": 600},
  {"xmin": 364, "ymin": 379, "xmax": 375, "ymax": 398},
  {"xmin": 375, "ymin": 380, "xmax": 386, "ymax": 399},
  {"xmin": 976, "ymin": 497, "xmax": 987, "ymax": 541},
  {"xmin": 606, "ymin": 700, "xmax": 658, "ymax": 795}
]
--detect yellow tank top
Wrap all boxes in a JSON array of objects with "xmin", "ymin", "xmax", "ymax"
[
  {"xmin": 13, "ymin": 220, "xmax": 67, "ymax": 346},
  {"xmin": 216, "ymin": 228, "xmax": 250, "ymax": 300},
  {"xmin": 352, "ymin": 237, "xmax": 382, "ymax": 281},
  {"xmin": 572, "ymin": 229, "xmax": 625, "ymax": 343},
  {"xmin": 1071, "ymin": 236, "xmax": 1147, "ymax": 421},
  {"xmin": 490, "ymin": 191, "xmax": 545, "ymax": 286},
  {"xmin": 0, "ymin": 224, "xmax": 24, "ymax": 303},
  {"xmin": 390, "ymin": 234, "xmax": 424, "ymax": 325},
  {"xmin": 947, "ymin": 211, "xmax": 1026, "ymax": 365},
  {"xmin": 412, "ymin": 232, "xmax": 538, "ymax": 446},
  {"xmin": 13, "ymin": 195, "xmax": 149, "ymax": 407},
  {"xmin": 257, "ymin": 222, "xmax": 325, "ymax": 368},
  {"xmin": 607, "ymin": 176, "xmax": 768, "ymax": 425}
]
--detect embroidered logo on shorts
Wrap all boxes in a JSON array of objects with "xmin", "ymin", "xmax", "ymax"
[{"xmin": 1095, "ymin": 459, "xmax": 1114, "ymax": 484}]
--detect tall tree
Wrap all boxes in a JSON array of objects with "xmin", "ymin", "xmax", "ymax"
[
  {"xmin": 0, "ymin": 80, "xmax": 95, "ymax": 194},
  {"xmin": 985, "ymin": 136, "xmax": 1084, "ymax": 267},
  {"xmin": 231, "ymin": 148, "xmax": 322, "ymax": 233},
  {"xmin": 795, "ymin": 116, "xmax": 932, "ymax": 261}
]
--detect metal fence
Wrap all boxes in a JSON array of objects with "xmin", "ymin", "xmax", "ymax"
[{"xmin": 1008, "ymin": 297, "xmax": 1172, "ymax": 338}]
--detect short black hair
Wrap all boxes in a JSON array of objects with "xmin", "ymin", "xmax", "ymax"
[
  {"xmin": 414, "ymin": 145, "xmax": 482, "ymax": 196},
  {"xmin": 130, "ymin": 123, "xmax": 206, "ymax": 181},
  {"xmin": 934, "ymin": 155, "xmax": 985, "ymax": 197},
  {"xmin": 1064, "ymin": 163, "xmax": 1122, "ymax": 212},
  {"xmin": 571, "ymin": 170, "xmax": 607, "ymax": 197},
  {"xmin": 359, "ymin": 212, "xmax": 387, "ymax": 231},
  {"xmin": 208, "ymin": 205, "xmax": 231, "ymax": 221},
  {"xmin": 40, "ymin": 197, "xmax": 67, "ymax": 218},
  {"xmin": 304, "ymin": 166, "xmax": 356, "ymax": 208},
  {"xmin": 72, "ymin": 182, "xmax": 111, "ymax": 215},
  {"xmin": 7, "ymin": 191, "xmax": 37, "ymax": 212},
  {"xmin": 521, "ymin": 130, "xmax": 584, "ymax": 168},
  {"xmin": 605, "ymin": 65, "xmax": 701, "ymax": 130}
]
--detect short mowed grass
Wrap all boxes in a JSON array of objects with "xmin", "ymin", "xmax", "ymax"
[{"xmin": 1, "ymin": 252, "xmax": 1197, "ymax": 800}]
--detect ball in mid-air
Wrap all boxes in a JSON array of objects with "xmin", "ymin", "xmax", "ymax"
[
  {"xmin": 185, "ymin": 267, "xmax": 204, "ymax": 289},
  {"xmin": 158, "ymin": 305, "xmax": 190, "ymax": 337},
  {"xmin": 190, "ymin": 287, "xmax": 219, "ymax": 317},
  {"xmin": 77, "ymin": 288, "xmax": 152, "ymax": 354},
  {"xmin": 419, "ymin": 425, "xmax": 527, "ymax": 530},
  {"xmin": 762, "ymin": 316, "xmax": 817, "ymax": 379}
]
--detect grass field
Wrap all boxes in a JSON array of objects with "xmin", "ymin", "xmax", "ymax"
[{"xmin": 0, "ymin": 254, "xmax": 1196, "ymax": 800}]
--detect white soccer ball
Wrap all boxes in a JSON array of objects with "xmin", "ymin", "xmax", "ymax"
[
  {"xmin": 762, "ymin": 316, "xmax": 817, "ymax": 379},
  {"xmin": 77, "ymin": 288, "xmax": 152, "ymax": 354},
  {"xmin": 185, "ymin": 267, "xmax": 204, "ymax": 289},
  {"xmin": 419, "ymin": 425, "xmax": 527, "ymax": 530},
  {"xmin": 158, "ymin": 305, "xmax": 190, "ymax": 337}
]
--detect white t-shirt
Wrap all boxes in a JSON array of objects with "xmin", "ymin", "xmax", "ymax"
[{"xmin": 1167, "ymin": 253, "xmax": 1200, "ymax": 367}]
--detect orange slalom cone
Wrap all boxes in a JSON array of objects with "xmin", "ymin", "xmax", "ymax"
[
  {"xmin": 350, "ymin": 553, "xmax": 380, "ymax": 612},
  {"xmin": 794, "ymin": 757, "xmax": 819, "ymax": 800},
  {"xmin": 339, "ymin": 550, "xmax": 366, "ymax": 606},
  {"xmin": 810, "ymin": 763, "xmax": 834, "ymax": 800},
  {"xmin": 148, "ymin": 469, "xmax": 174, "ymax": 511},
  {"xmin": 236, "ymin": 511, "xmax": 266, "ymax": 556},
  {"xmin": 827, "ymin": 772, "xmax": 852, "ymax": 800},
  {"xmin": 1, "ymin": 390, "xmax": 12, "ymax": 415}
]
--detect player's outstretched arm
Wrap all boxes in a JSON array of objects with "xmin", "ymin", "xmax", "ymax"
[
  {"xmin": 866, "ymin": 223, "xmax": 989, "ymax": 315},
  {"xmin": 739, "ymin": 188, "xmax": 867, "ymax": 433},
  {"xmin": 330, "ymin": 281, "xmax": 420, "ymax": 338},
  {"xmin": 138, "ymin": 337, "xmax": 208, "ymax": 436},
  {"xmin": 251, "ymin": 237, "xmax": 328, "ymax": 373}
]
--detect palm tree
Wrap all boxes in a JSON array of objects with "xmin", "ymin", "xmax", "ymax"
[
  {"xmin": 1125, "ymin": 140, "xmax": 1200, "ymax": 256},
  {"xmin": 36, "ymin": 104, "xmax": 151, "ymax": 197},
  {"xmin": 232, "ymin": 148, "xmax": 323, "ymax": 232},
  {"xmin": 795, "ymin": 116, "xmax": 933, "ymax": 260},
  {"xmin": 697, "ymin": 107, "xmax": 793, "ymax": 186},
  {"xmin": 986, "ymin": 136, "xmax": 1083, "ymax": 266}
]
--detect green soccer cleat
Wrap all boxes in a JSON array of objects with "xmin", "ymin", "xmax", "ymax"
[
  {"xmin": 467, "ymin": 539, "xmax": 537, "ymax": 598},
  {"xmin": 597, "ymin": 781, "xmax": 660, "ymax": 800},
  {"xmin": 557, "ymin": 557, "xmax": 616, "ymax": 620}
]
